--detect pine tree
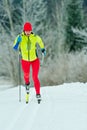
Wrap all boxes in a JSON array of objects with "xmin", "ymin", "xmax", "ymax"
[{"xmin": 65, "ymin": 0, "xmax": 84, "ymax": 52}]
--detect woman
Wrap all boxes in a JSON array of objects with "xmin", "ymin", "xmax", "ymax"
[{"xmin": 13, "ymin": 22, "xmax": 46, "ymax": 103}]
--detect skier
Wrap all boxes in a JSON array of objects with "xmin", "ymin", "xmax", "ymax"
[{"xmin": 13, "ymin": 22, "xmax": 46, "ymax": 103}]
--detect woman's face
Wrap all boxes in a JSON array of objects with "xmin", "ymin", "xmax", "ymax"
[{"xmin": 25, "ymin": 30, "xmax": 31, "ymax": 36}]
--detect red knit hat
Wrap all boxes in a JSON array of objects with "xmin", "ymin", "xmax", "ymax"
[{"xmin": 23, "ymin": 22, "xmax": 32, "ymax": 31}]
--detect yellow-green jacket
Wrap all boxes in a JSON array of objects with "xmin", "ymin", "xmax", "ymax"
[{"xmin": 13, "ymin": 32, "xmax": 45, "ymax": 61}]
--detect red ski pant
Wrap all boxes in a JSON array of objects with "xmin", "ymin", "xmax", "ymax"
[{"xmin": 21, "ymin": 58, "xmax": 40, "ymax": 94}]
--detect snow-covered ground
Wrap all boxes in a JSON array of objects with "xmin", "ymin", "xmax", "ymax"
[{"xmin": 0, "ymin": 82, "xmax": 87, "ymax": 130}]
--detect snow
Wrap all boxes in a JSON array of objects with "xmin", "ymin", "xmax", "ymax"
[{"xmin": 0, "ymin": 82, "xmax": 87, "ymax": 130}]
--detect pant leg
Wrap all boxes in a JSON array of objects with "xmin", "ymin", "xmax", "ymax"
[
  {"xmin": 31, "ymin": 58, "xmax": 40, "ymax": 94},
  {"xmin": 21, "ymin": 59, "xmax": 30, "ymax": 84}
]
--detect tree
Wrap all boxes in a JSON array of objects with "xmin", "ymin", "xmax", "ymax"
[
  {"xmin": 65, "ymin": 0, "xmax": 84, "ymax": 52},
  {"xmin": 72, "ymin": 27, "xmax": 87, "ymax": 45}
]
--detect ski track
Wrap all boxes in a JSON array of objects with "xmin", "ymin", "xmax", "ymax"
[{"xmin": 8, "ymin": 103, "xmax": 40, "ymax": 130}]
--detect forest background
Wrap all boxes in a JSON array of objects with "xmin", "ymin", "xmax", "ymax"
[{"xmin": 0, "ymin": 0, "xmax": 87, "ymax": 87}]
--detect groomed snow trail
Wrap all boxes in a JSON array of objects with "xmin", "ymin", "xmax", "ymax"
[{"xmin": 0, "ymin": 83, "xmax": 87, "ymax": 130}]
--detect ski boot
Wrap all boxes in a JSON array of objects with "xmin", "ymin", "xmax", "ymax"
[
  {"xmin": 25, "ymin": 83, "xmax": 30, "ymax": 104},
  {"xmin": 36, "ymin": 94, "xmax": 41, "ymax": 104}
]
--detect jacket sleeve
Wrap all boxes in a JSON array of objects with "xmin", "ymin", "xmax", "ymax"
[
  {"xmin": 13, "ymin": 35, "xmax": 21, "ymax": 50},
  {"xmin": 36, "ymin": 35, "xmax": 45, "ymax": 49}
]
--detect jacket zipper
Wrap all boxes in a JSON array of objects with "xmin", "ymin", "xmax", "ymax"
[
  {"xmin": 27, "ymin": 36, "xmax": 31, "ymax": 61},
  {"xmin": 27, "ymin": 36, "xmax": 30, "ymax": 61}
]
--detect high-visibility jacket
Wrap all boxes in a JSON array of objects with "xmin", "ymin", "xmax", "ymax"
[{"xmin": 13, "ymin": 32, "xmax": 45, "ymax": 61}]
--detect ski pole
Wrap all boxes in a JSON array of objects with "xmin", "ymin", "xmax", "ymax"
[
  {"xmin": 18, "ymin": 51, "xmax": 21, "ymax": 102},
  {"xmin": 40, "ymin": 53, "xmax": 44, "ymax": 66}
]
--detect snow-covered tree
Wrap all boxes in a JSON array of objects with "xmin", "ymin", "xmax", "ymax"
[
  {"xmin": 72, "ymin": 27, "xmax": 87, "ymax": 45},
  {"xmin": 43, "ymin": 0, "xmax": 68, "ymax": 58},
  {"xmin": 65, "ymin": 0, "xmax": 84, "ymax": 52}
]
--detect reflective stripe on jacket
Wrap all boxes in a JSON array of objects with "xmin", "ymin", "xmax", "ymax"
[{"xmin": 13, "ymin": 32, "xmax": 45, "ymax": 61}]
